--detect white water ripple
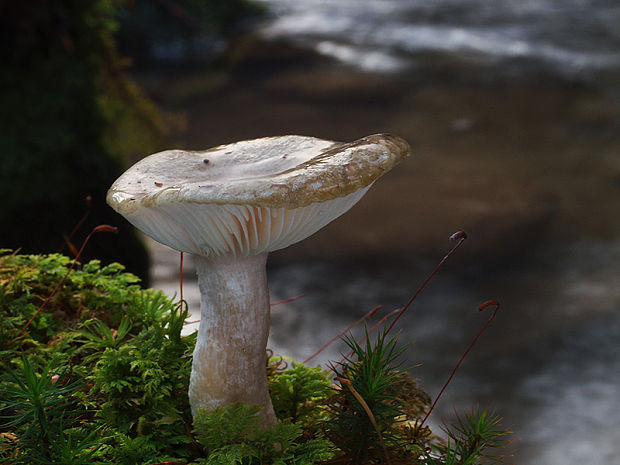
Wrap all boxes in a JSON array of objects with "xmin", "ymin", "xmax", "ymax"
[{"xmin": 256, "ymin": 0, "xmax": 620, "ymax": 79}]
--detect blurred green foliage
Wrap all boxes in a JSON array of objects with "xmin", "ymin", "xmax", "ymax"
[
  {"xmin": 0, "ymin": 0, "xmax": 169, "ymax": 281},
  {"xmin": 117, "ymin": 0, "xmax": 264, "ymax": 65},
  {"xmin": 0, "ymin": 0, "xmax": 261, "ymax": 282}
]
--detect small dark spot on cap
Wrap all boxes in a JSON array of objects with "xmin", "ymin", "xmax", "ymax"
[
  {"xmin": 282, "ymin": 154, "xmax": 288, "ymax": 159},
  {"xmin": 154, "ymin": 182, "xmax": 163, "ymax": 187},
  {"xmin": 203, "ymin": 159, "xmax": 210, "ymax": 165},
  {"xmin": 225, "ymin": 151, "xmax": 232, "ymax": 155}
]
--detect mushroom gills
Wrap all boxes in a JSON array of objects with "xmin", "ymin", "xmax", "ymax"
[{"xmin": 123, "ymin": 185, "xmax": 371, "ymax": 258}]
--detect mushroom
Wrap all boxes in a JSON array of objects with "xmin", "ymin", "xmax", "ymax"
[{"xmin": 106, "ymin": 133, "xmax": 411, "ymax": 428}]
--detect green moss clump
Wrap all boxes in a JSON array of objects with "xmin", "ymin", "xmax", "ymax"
[
  {"xmin": 0, "ymin": 251, "xmax": 197, "ymax": 463},
  {"xmin": 0, "ymin": 251, "xmax": 510, "ymax": 464},
  {"xmin": 0, "ymin": 1, "xmax": 174, "ymax": 281}
]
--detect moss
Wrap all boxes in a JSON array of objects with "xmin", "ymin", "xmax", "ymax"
[{"xmin": 0, "ymin": 252, "xmax": 511, "ymax": 464}]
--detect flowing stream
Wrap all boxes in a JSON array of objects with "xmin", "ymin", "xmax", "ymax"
[{"xmin": 256, "ymin": 0, "xmax": 620, "ymax": 91}]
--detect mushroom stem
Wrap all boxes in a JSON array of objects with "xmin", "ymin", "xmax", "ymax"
[{"xmin": 190, "ymin": 252, "xmax": 277, "ymax": 428}]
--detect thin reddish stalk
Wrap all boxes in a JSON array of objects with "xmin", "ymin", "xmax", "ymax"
[
  {"xmin": 303, "ymin": 305, "xmax": 382, "ymax": 364},
  {"xmin": 179, "ymin": 251, "xmax": 184, "ymax": 305},
  {"xmin": 270, "ymin": 293, "xmax": 307, "ymax": 307},
  {"xmin": 419, "ymin": 300, "xmax": 500, "ymax": 429},
  {"xmin": 332, "ymin": 308, "xmax": 403, "ymax": 368},
  {"xmin": 385, "ymin": 233, "xmax": 467, "ymax": 336},
  {"xmin": 148, "ymin": 462, "xmax": 187, "ymax": 465},
  {"xmin": 57, "ymin": 195, "xmax": 93, "ymax": 255},
  {"xmin": 361, "ymin": 308, "xmax": 402, "ymax": 342},
  {"xmin": 342, "ymin": 308, "xmax": 403, "ymax": 361},
  {"xmin": 18, "ymin": 225, "xmax": 118, "ymax": 337}
]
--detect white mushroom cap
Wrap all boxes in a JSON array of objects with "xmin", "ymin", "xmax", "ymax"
[{"xmin": 107, "ymin": 134, "xmax": 410, "ymax": 258}]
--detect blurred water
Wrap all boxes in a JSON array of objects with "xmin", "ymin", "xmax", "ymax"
[
  {"xmin": 153, "ymin": 235, "xmax": 620, "ymax": 465},
  {"xmin": 257, "ymin": 0, "xmax": 620, "ymax": 86}
]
